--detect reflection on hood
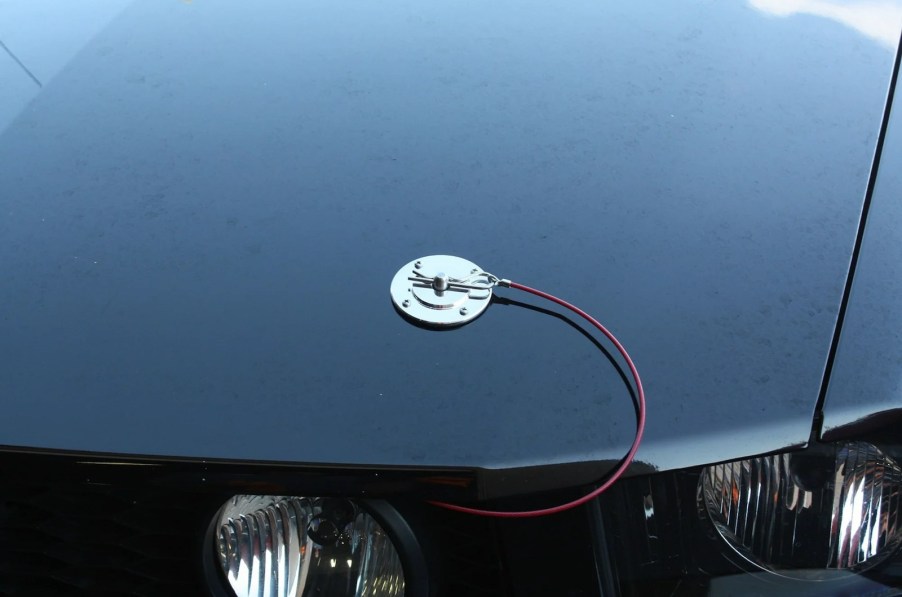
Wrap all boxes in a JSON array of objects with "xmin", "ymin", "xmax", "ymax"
[{"xmin": 750, "ymin": 0, "xmax": 902, "ymax": 50}]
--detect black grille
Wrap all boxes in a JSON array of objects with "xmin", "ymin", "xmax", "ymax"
[
  {"xmin": 0, "ymin": 451, "xmax": 612, "ymax": 596},
  {"xmin": 0, "ymin": 454, "xmax": 516, "ymax": 596},
  {"xmin": 428, "ymin": 508, "xmax": 509, "ymax": 597},
  {"xmin": 0, "ymin": 475, "xmax": 219, "ymax": 596}
]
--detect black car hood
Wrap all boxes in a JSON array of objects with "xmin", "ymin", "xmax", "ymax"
[{"xmin": 1, "ymin": 1, "xmax": 900, "ymax": 481}]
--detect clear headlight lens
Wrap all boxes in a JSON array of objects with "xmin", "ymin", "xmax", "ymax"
[
  {"xmin": 699, "ymin": 442, "xmax": 902, "ymax": 576},
  {"xmin": 214, "ymin": 495, "xmax": 405, "ymax": 597}
]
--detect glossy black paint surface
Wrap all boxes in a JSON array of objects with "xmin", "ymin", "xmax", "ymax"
[
  {"xmin": 822, "ymin": 43, "xmax": 902, "ymax": 442},
  {"xmin": 1, "ymin": 1, "xmax": 899, "ymax": 481}
]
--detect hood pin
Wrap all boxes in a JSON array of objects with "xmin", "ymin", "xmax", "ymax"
[{"xmin": 389, "ymin": 255, "xmax": 509, "ymax": 327}]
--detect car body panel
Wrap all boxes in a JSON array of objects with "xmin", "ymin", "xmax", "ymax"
[
  {"xmin": 821, "ymin": 48, "xmax": 902, "ymax": 442},
  {"xmin": 1, "ymin": 1, "xmax": 900, "ymax": 483}
]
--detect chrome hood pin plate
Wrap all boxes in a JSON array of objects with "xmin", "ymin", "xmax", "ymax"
[{"xmin": 390, "ymin": 255, "xmax": 497, "ymax": 327}]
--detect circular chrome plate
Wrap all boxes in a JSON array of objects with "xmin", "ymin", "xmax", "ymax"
[{"xmin": 390, "ymin": 255, "xmax": 493, "ymax": 327}]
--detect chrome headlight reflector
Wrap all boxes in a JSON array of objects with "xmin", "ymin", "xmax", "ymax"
[
  {"xmin": 214, "ymin": 495, "xmax": 405, "ymax": 597},
  {"xmin": 700, "ymin": 441, "xmax": 902, "ymax": 575}
]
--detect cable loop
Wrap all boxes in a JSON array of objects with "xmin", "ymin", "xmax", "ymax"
[{"xmin": 428, "ymin": 280, "xmax": 646, "ymax": 518}]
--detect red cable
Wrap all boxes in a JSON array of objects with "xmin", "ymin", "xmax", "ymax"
[{"xmin": 428, "ymin": 281, "xmax": 646, "ymax": 518}]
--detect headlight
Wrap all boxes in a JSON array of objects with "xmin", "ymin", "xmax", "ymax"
[
  {"xmin": 699, "ymin": 441, "xmax": 902, "ymax": 576},
  {"xmin": 594, "ymin": 442, "xmax": 902, "ymax": 594},
  {"xmin": 212, "ymin": 495, "xmax": 406, "ymax": 597}
]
